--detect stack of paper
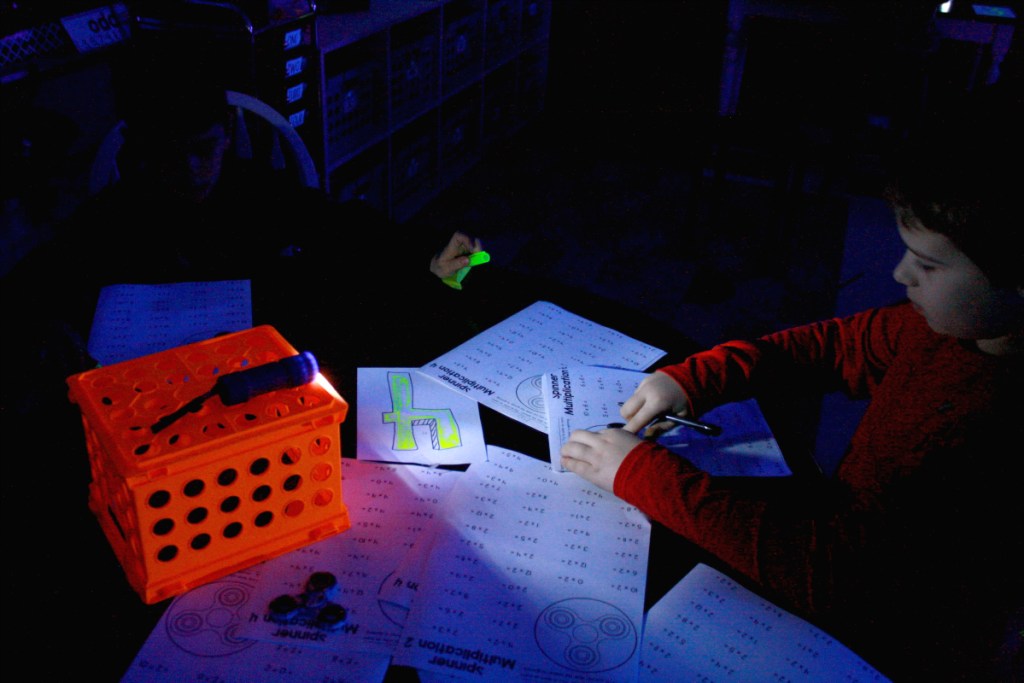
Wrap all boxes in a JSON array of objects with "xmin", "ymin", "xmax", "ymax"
[
  {"xmin": 543, "ymin": 364, "xmax": 791, "ymax": 476},
  {"xmin": 88, "ymin": 280, "xmax": 252, "ymax": 365},
  {"xmin": 417, "ymin": 300, "xmax": 666, "ymax": 432},
  {"xmin": 119, "ymin": 301, "xmax": 882, "ymax": 683}
]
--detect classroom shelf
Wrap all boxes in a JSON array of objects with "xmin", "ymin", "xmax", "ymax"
[{"xmin": 317, "ymin": 0, "xmax": 551, "ymax": 222}]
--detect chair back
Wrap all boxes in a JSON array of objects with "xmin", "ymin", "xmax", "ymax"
[{"xmin": 89, "ymin": 89, "xmax": 319, "ymax": 195}]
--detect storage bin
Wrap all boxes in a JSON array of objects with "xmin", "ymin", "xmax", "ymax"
[{"xmin": 67, "ymin": 325, "xmax": 350, "ymax": 604}]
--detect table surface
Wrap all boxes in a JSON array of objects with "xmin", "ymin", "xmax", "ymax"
[{"xmin": 1, "ymin": 262, "xmax": 744, "ymax": 683}]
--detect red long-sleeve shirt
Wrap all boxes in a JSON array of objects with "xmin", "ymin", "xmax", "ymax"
[{"xmin": 616, "ymin": 303, "xmax": 1023, "ymax": 681}]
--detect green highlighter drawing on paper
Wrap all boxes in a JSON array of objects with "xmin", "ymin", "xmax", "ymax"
[
  {"xmin": 383, "ymin": 371, "xmax": 461, "ymax": 450},
  {"xmin": 356, "ymin": 368, "xmax": 487, "ymax": 467}
]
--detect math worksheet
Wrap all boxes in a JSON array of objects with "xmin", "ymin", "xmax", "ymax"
[
  {"xmin": 393, "ymin": 446, "xmax": 651, "ymax": 682},
  {"xmin": 638, "ymin": 563, "xmax": 890, "ymax": 682},
  {"xmin": 119, "ymin": 567, "xmax": 392, "ymax": 683},
  {"xmin": 88, "ymin": 280, "xmax": 252, "ymax": 365},
  {"xmin": 419, "ymin": 301, "xmax": 666, "ymax": 432},
  {"xmin": 239, "ymin": 459, "xmax": 462, "ymax": 656},
  {"xmin": 544, "ymin": 365, "xmax": 791, "ymax": 476},
  {"xmin": 356, "ymin": 367, "xmax": 487, "ymax": 466}
]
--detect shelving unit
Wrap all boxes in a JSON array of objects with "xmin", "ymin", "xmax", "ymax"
[
  {"xmin": 315, "ymin": 0, "xmax": 551, "ymax": 222},
  {"xmin": 0, "ymin": 0, "xmax": 551, "ymax": 247},
  {"xmin": 129, "ymin": 1, "xmax": 320, "ymax": 157}
]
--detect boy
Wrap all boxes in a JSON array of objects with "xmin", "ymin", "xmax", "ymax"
[{"xmin": 560, "ymin": 86, "xmax": 1023, "ymax": 680}]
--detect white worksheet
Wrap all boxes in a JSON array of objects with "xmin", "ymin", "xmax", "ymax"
[
  {"xmin": 393, "ymin": 446, "xmax": 651, "ymax": 682},
  {"xmin": 357, "ymin": 367, "xmax": 487, "ymax": 466},
  {"xmin": 655, "ymin": 399, "xmax": 790, "ymax": 476},
  {"xmin": 88, "ymin": 280, "xmax": 252, "ymax": 365},
  {"xmin": 545, "ymin": 365, "xmax": 791, "ymax": 476},
  {"xmin": 240, "ymin": 459, "xmax": 461, "ymax": 656},
  {"xmin": 120, "ymin": 568, "xmax": 392, "ymax": 683},
  {"xmin": 375, "ymin": 504, "xmax": 446, "ymax": 613},
  {"xmin": 419, "ymin": 301, "xmax": 666, "ymax": 433},
  {"xmin": 638, "ymin": 563, "xmax": 889, "ymax": 683}
]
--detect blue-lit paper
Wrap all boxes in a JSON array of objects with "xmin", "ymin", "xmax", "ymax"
[
  {"xmin": 87, "ymin": 280, "xmax": 252, "ymax": 365},
  {"xmin": 972, "ymin": 4, "xmax": 1016, "ymax": 18}
]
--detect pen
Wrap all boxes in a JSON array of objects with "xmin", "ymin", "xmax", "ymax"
[
  {"xmin": 650, "ymin": 414, "xmax": 722, "ymax": 437},
  {"xmin": 606, "ymin": 415, "xmax": 723, "ymax": 437}
]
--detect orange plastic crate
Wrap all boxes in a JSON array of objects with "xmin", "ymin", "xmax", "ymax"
[{"xmin": 67, "ymin": 325, "xmax": 350, "ymax": 604}]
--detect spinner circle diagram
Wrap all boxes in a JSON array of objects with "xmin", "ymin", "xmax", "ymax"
[
  {"xmin": 378, "ymin": 571, "xmax": 410, "ymax": 627},
  {"xmin": 534, "ymin": 598, "xmax": 637, "ymax": 672},
  {"xmin": 516, "ymin": 375, "xmax": 545, "ymax": 413},
  {"xmin": 164, "ymin": 580, "xmax": 257, "ymax": 657}
]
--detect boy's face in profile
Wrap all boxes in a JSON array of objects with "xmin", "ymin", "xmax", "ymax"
[{"xmin": 893, "ymin": 214, "xmax": 1023, "ymax": 344}]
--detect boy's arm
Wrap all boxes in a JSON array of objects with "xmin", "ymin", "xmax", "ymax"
[{"xmin": 658, "ymin": 304, "xmax": 909, "ymax": 418}]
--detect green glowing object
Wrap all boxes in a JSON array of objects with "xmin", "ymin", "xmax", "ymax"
[
  {"xmin": 442, "ymin": 250, "xmax": 490, "ymax": 290},
  {"xmin": 382, "ymin": 372, "xmax": 462, "ymax": 450}
]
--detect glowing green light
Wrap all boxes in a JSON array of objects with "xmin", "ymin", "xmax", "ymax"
[{"xmin": 442, "ymin": 250, "xmax": 490, "ymax": 290}]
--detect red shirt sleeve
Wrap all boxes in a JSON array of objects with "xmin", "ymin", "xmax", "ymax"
[
  {"xmin": 658, "ymin": 305, "xmax": 909, "ymax": 418},
  {"xmin": 613, "ymin": 304, "xmax": 920, "ymax": 614}
]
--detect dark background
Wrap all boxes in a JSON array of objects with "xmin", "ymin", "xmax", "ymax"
[
  {"xmin": 2, "ymin": 2, "xmax": 1021, "ymax": 681},
  {"xmin": 5, "ymin": 0, "xmax": 1021, "ymax": 275}
]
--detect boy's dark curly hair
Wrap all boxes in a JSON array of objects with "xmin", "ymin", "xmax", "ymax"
[{"xmin": 883, "ymin": 82, "xmax": 1022, "ymax": 289}]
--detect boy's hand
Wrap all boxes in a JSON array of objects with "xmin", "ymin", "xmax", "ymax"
[
  {"xmin": 621, "ymin": 371, "xmax": 691, "ymax": 437},
  {"xmin": 560, "ymin": 428, "xmax": 643, "ymax": 492},
  {"xmin": 430, "ymin": 231, "xmax": 483, "ymax": 279}
]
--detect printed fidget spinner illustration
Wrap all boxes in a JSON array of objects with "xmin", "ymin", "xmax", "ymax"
[
  {"xmin": 535, "ymin": 598, "xmax": 637, "ymax": 672},
  {"xmin": 166, "ymin": 580, "xmax": 256, "ymax": 656},
  {"xmin": 267, "ymin": 571, "xmax": 349, "ymax": 631},
  {"xmin": 516, "ymin": 375, "xmax": 545, "ymax": 412}
]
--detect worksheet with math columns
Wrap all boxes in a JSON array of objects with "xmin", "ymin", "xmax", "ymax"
[
  {"xmin": 393, "ymin": 446, "xmax": 651, "ymax": 682},
  {"xmin": 638, "ymin": 563, "xmax": 890, "ymax": 683},
  {"xmin": 419, "ymin": 300, "xmax": 666, "ymax": 433}
]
